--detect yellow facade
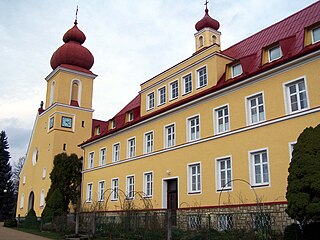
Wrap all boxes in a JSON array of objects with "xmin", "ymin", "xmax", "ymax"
[{"xmin": 17, "ymin": 3, "xmax": 320, "ymax": 218}]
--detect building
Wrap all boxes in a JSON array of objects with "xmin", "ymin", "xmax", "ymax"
[{"xmin": 17, "ymin": 1, "xmax": 320, "ymax": 221}]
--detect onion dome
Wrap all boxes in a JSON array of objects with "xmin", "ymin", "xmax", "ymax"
[
  {"xmin": 195, "ymin": 8, "xmax": 220, "ymax": 31},
  {"xmin": 50, "ymin": 21, "xmax": 94, "ymax": 71}
]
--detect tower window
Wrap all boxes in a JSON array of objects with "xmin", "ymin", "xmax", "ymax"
[
  {"xmin": 198, "ymin": 36, "xmax": 204, "ymax": 48},
  {"xmin": 70, "ymin": 79, "xmax": 81, "ymax": 106},
  {"xmin": 63, "ymin": 143, "xmax": 66, "ymax": 151},
  {"xmin": 49, "ymin": 81, "xmax": 55, "ymax": 106}
]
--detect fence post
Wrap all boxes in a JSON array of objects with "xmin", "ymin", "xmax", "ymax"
[
  {"xmin": 92, "ymin": 211, "xmax": 96, "ymax": 236},
  {"xmin": 75, "ymin": 211, "xmax": 79, "ymax": 235},
  {"xmin": 167, "ymin": 209, "xmax": 172, "ymax": 240}
]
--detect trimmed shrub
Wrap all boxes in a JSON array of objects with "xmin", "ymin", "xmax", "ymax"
[
  {"xmin": 25, "ymin": 209, "xmax": 39, "ymax": 229},
  {"xmin": 303, "ymin": 222, "xmax": 320, "ymax": 240},
  {"xmin": 3, "ymin": 219, "xmax": 17, "ymax": 227}
]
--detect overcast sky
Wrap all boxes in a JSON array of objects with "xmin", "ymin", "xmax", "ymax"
[{"xmin": 0, "ymin": 0, "xmax": 317, "ymax": 164}]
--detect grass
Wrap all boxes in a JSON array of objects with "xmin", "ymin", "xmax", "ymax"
[{"xmin": 15, "ymin": 227, "xmax": 64, "ymax": 239}]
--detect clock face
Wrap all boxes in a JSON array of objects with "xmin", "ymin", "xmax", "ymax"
[{"xmin": 61, "ymin": 116, "xmax": 72, "ymax": 128}]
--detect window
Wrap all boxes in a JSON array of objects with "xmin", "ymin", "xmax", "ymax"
[
  {"xmin": 196, "ymin": 66, "xmax": 207, "ymax": 88},
  {"xmin": 49, "ymin": 117, "xmax": 54, "ymax": 129},
  {"xmin": 100, "ymin": 148, "xmax": 106, "ymax": 165},
  {"xmin": 147, "ymin": 92, "xmax": 155, "ymax": 110},
  {"xmin": 111, "ymin": 119, "xmax": 116, "ymax": 129},
  {"xmin": 86, "ymin": 183, "xmax": 93, "ymax": 202},
  {"xmin": 188, "ymin": 163, "xmax": 201, "ymax": 193},
  {"xmin": 198, "ymin": 36, "xmax": 204, "ymax": 48},
  {"xmin": 126, "ymin": 175, "xmax": 135, "ymax": 199},
  {"xmin": 214, "ymin": 105, "xmax": 230, "ymax": 134},
  {"xmin": 49, "ymin": 81, "xmax": 55, "ymax": 106},
  {"xmin": 312, "ymin": 26, "xmax": 320, "ymax": 43},
  {"xmin": 268, "ymin": 45, "xmax": 282, "ymax": 62},
  {"xmin": 217, "ymin": 214, "xmax": 233, "ymax": 231},
  {"xmin": 231, "ymin": 63, "xmax": 243, "ymax": 78},
  {"xmin": 88, "ymin": 152, "xmax": 94, "ymax": 169},
  {"xmin": 128, "ymin": 111, "xmax": 134, "ymax": 121},
  {"xmin": 250, "ymin": 149, "xmax": 270, "ymax": 187},
  {"xmin": 111, "ymin": 178, "xmax": 119, "ymax": 201},
  {"xmin": 20, "ymin": 193, "xmax": 24, "ymax": 209},
  {"xmin": 182, "ymin": 73, "xmax": 192, "ymax": 95},
  {"xmin": 71, "ymin": 80, "xmax": 81, "ymax": 104},
  {"xmin": 144, "ymin": 131, "xmax": 154, "ymax": 153},
  {"xmin": 170, "ymin": 80, "xmax": 179, "ymax": 100},
  {"xmin": 112, "ymin": 143, "xmax": 120, "ymax": 162},
  {"xmin": 251, "ymin": 213, "xmax": 272, "ymax": 230},
  {"xmin": 127, "ymin": 138, "xmax": 136, "ymax": 158},
  {"xmin": 40, "ymin": 190, "xmax": 45, "ymax": 207},
  {"xmin": 95, "ymin": 127, "xmax": 101, "ymax": 135},
  {"xmin": 187, "ymin": 115, "xmax": 200, "ymax": 141},
  {"xmin": 42, "ymin": 167, "xmax": 46, "ymax": 179},
  {"xmin": 247, "ymin": 93, "xmax": 265, "ymax": 124},
  {"xmin": 158, "ymin": 86, "xmax": 166, "ymax": 105},
  {"xmin": 98, "ymin": 181, "xmax": 105, "ymax": 202},
  {"xmin": 289, "ymin": 142, "xmax": 296, "ymax": 162},
  {"xmin": 164, "ymin": 124, "xmax": 175, "ymax": 148},
  {"xmin": 144, "ymin": 172, "xmax": 153, "ymax": 197},
  {"xmin": 32, "ymin": 148, "xmax": 38, "ymax": 166},
  {"xmin": 22, "ymin": 175, "xmax": 26, "ymax": 184},
  {"xmin": 188, "ymin": 215, "xmax": 202, "ymax": 229},
  {"xmin": 285, "ymin": 78, "xmax": 309, "ymax": 113},
  {"xmin": 216, "ymin": 157, "xmax": 232, "ymax": 191}
]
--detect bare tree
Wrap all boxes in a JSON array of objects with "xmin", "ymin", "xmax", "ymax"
[{"xmin": 12, "ymin": 155, "xmax": 26, "ymax": 194}]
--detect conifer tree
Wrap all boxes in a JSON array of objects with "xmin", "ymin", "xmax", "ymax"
[
  {"xmin": 0, "ymin": 130, "xmax": 15, "ymax": 220},
  {"xmin": 286, "ymin": 124, "xmax": 320, "ymax": 224}
]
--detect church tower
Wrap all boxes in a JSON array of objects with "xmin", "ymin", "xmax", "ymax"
[{"xmin": 16, "ymin": 18, "xmax": 96, "ymax": 217}]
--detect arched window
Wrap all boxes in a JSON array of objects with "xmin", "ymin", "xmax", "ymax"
[
  {"xmin": 212, "ymin": 35, "xmax": 217, "ymax": 44},
  {"xmin": 198, "ymin": 36, "xmax": 204, "ymax": 48},
  {"xmin": 49, "ymin": 81, "xmax": 55, "ymax": 105},
  {"xmin": 28, "ymin": 191, "xmax": 35, "ymax": 211},
  {"xmin": 70, "ymin": 79, "xmax": 81, "ymax": 106}
]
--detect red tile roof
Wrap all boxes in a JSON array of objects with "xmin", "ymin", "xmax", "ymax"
[{"xmin": 81, "ymin": 1, "xmax": 320, "ymax": 146}]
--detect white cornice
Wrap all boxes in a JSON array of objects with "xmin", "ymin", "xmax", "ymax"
[
  {"xmin": 45, "ymin": 66, "xmax": 98, "ymax": 81},
  {"xmin": 39, "ymin": 102, "xmax": 94, "ymax": 117}
]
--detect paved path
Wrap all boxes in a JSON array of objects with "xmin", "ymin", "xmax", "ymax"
[{"xmin": 0, "ymin": 222, "xmax": 51, "ymax": 240}]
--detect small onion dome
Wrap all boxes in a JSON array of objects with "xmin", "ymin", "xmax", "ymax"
[
  {"xmin": 195, "ymin": 8, "xmax": 220, "ymax": 31},
  {"xmin": 50, "ymin": 21, "xmax": 94, "ymax": 71}
]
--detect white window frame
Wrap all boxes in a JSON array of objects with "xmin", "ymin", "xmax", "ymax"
[
  {"xmin": 22, "ymin": 175, "xmax": 26, "ymax": 184},
  {"xmin": 188, "ymin": 162, "xmax": 201, "ymax": 194},
  {"xmin": 112, "ymin": 143, "xmax": 120, "ymax": 162},
  {"xmin": 246, "ymin": 92, "xmax": 266, "ymax": 125},
  {"xmin": 214, "ymin": 104, "xmax": 230, "ymax": 134},
  {"xmin": 49, "ymin": 116, "xmax": 54, "ymax": 129},
  {"xmin": 164, "ymin": 123, "xmax": 176, "ymax": 148},
  {"xmin": 98, "ymin": 180, "xmax": 105, "ymax": 202},
  {"xmin": 127, "ymin": 137, "xmax": 136, "ymax": 158},
  {"xmin": 196, "ymin": 65, "xmax": 207, "ymax": 89},
  {"xmin": 86, "ymin": 183, "xmax": 93, "ymax": 203},
  {"xmin": 88, "ymin": 151, "xmax": 94, "ymax": 169},
  {"xmin": 249, "ymin": 148, "xmax": 270, "ymax": 187},
  {"xmin": 126, "ymin": 175, "xmax": 135, "ymax": 199},
  {"xmin": 128, "ymin": 111, "xmax": 134, "ymax": 121},
  {"xmin": 217, "ymin": 214, "xmax": 233, "ymax": 231},
  {"xmin": 312, "ymin": 26, "xmax": 320, "ymax": 44},
  {"xmin": 169, "ymin": 80, "xmax": 179, "ymax": 101},
  {"xmin": 216, "ymin": 156, "xmax": 232, "ymax": 191},
  {"xmin": 157, "ymin": 86, "xmax": 166, "ymax": 106},
  {"xmin": 146, "ymin": 92, "xmax": 155, "ymax": 111},
  {"xmin": 40, "ymin": 190, "xmax": 45, "ymax": 207},
  {"xmin": 182, "ymin": 73, "xmax": 193, "ymax": 95},
  {"xmin": 268, "ymin": 45, "xmax": 282, "ymax": 62},
  {"xmin": 283, "ymin": 77, "xmax": 309, "ymax": 114},
  {"xmin": 111, "ymin": 120, "xmax": 116, "ymax": 129},
  {"xmin": 99, "ymin": 148, "xmax": 106, "ymax": 166},
  {"xmin": 143, "ymin": 171, "xmax": 153, "ymax": 198},
  {"xmin": 144, "ymin": 131, "xmax": 154, "ymax": 153},
  {"xmin": 111, "ymin": 178, "xmax": 119, "ymax": 201},
  {"xmin": 187, "ymin": 115, "xmax": 200, "ymax": 142},
  {"xmin": 20, "ymin": 193, "xmax": 24, "ymax": 209},
  {"xmin": 288, "ymin": 141, "xmax": 297, "ymax": 163},
  {"xmin": 231, "ymin": 63, "xmax": 243, "ymax": 78}
]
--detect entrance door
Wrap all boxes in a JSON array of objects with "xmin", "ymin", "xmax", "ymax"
[
  {"xmin": 28, "ymin": 191, "xmax": 35, "ymax": 212},
  {"xmin": 167, "ymin": 179, "xmax": 178, "ymax": 225}
]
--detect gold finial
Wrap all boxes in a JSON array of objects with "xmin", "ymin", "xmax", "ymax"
[{"xmin": 74, "ymin": 5, "xmax": 78, "ymax": 25}]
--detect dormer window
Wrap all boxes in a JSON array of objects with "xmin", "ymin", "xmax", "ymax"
[
  {"xmin": 231, "ymin": 63, "xmax": 243, "ymax": 78},
  {"xmin": 95, "ymin": 126, "xmax": 101, "ymax": 135},
  {"xmin": 128, "ymin": 111, "xmax": 134, "ymax": 122},
  {"xmin": 268, "ymin": 45, "xmax": 282, "ymax": 62},
  {"xmin": 111, "ymin": 120, "xmax": 116, "ymax": 129},
  {"xmin": 312, "ymin": 26, "xmax": 320, "ymax": 43}
]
